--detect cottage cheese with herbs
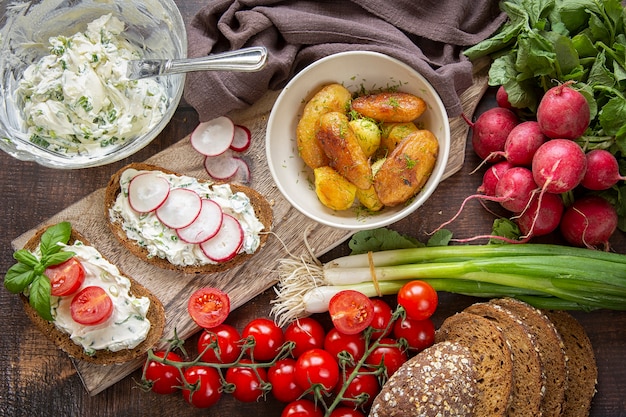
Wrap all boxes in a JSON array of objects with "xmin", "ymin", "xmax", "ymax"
[
  {"xmin": 109, "ymin": 168, "xmax": 265, "ymax": 266},
  {"xmin": 16, "ymin": 14, "xmax": 168, "ymax": 156},
  {"xmin": 50, "ymin": 241, "xmax": 151, "ymax": 355}
]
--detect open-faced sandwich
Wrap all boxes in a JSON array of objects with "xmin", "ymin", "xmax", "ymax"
[
  {"xmin": 4, "ymin": 222, "xmax": 165, "ymax": 364},
  {"xmin": 105, "ymin": 163, "xmax": 273, "ymax": 273}
]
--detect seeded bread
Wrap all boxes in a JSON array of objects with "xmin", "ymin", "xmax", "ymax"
[
  {"xmin": 104, "ymin": 163, "xmax": 273, "ymax": 274},
  {"xmin": 464, "ymin": 302, "xmax": 544, "ymax": 417},
  {"xmin": 544, "ymin": 310, "xmax": 598, "ymax": 417},
  {"xmin": 20, "ymin": 225, "xmax": 166, "ymax": 365},
  {"xmin": 369, "ymin": 341, "xmax": 478, "ymax": 417},
  {"xmin": 435, "ymin": 311, "xmax": 514, "ymax": 416},
  {"xmin": 491, "ymin": 297, "xmax": 568, "ymax": 417}
]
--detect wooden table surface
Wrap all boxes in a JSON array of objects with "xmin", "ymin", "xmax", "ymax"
[{"xmin": 1, "ymin": 1, "xmax": 625, "ymax": 416}]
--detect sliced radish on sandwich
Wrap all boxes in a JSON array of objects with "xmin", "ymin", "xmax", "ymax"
[
  {"xmin": 200, "ymin": 214, "xmax": 244, "ymax": 262},
  {"xmin": 127, "ymin": 172, "xmax": 170, "ymax": 213},
  {"xmin": 230, "ymin": 125, "xmax": 252, "ymax": 152},
  {"xmin": 190, "ymin": 116, "xmax": 235, "ymax": 156},
  {"xmin": 176, "ymin": 199, "xmax": 224, "ymax": 244},
  {"xmin": 204, "ymin": 150, "xmax": 239, "ymax": 180},
  {"xmin": 156, "ymin": 188, "xmax": 202, "ymax": 229}
]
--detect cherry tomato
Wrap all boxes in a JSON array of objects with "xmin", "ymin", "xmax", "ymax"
[
  {"xmin": 182, "ymin": 365, "xmax": 222, "ymax": 408},
  {"xmin": 324, "ymin": 328, "xmax": 366, "ymax": 363},
  {"xmin": 284, "ymin": 317, "xmax": 325, "ymax": 358},
  {"xmin": 225, "ymin": 359, "xmax": 267, "ymax": 402},
  {"xmin": 294, "ymin": 348, "xmax": 339, "ymax": 392},
  {"xmin": 187, "ymin": 287, "xmax": 230, "ymax": 329},
  {"xmin": 143, "ymin": 350, "xmax": 183, "ymax": 395},
  {"xmin": 268, "ymin": 358, "xmax": 305, "ymax": 403},
  {"xmin": 281, "ymin": 399, "xmax": 323, "ymax": 417},
  {"xmin": 242, "ymin": 318, "xmax": 284, "ymax": 361},
  {"xmin": 365, "ymin": 338, "xmax": 407, "ymax": 378},
  {"xmin": 370, "ymin": 298, "xmax": 393, "ymax": 339},
  {"xmin": 393, "ymin": 317, "xmax": 435, "ymax": 352},
  {"xmin": 70, "ymin": 286, "xmax": 113, "ymax": 325},
  {"xmin": 337, "ymin": 370, "xmax": 379, "ymax": 407},
  {"xmin": 329, "ymin": 408, "xmax": 366, "ymax": 417},
  {"xmin": 197, "ymin": 324, "xmax": 242, "ymax": 364},
  {"xmin": 328, "ymin": 290, "xmax": 374, "ymax": 335},
  {"xmin": 45, "ymin": 257, "xmax": 85, "ymax": 297},
  {"xmin": 397, "ymin": 280, "xmax": 438, "ymax": 321}
]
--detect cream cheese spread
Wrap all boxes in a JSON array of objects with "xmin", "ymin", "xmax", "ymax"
[
  {"xmin": 50, "ymin": 241, "xmax": 151, "ymax": 355},
  {"xmin": 16, "ymin": 14, "xmax": 168, "ymax": 156},
  {"xmin": 109, "ymin": 168, "xmax": 265, "ymax": 267}
]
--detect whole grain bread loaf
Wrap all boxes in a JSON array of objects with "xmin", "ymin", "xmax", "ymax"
[
  {"xmin": 104, "ymin": 163, "xmax": 273, "ymax": 274},
  {"xmin": 20, "ymin": 225, "xmax": 166, "ymax": 365},
  {"xmin": 435, "ymin": 311, "xmax": 514, "ymax": 417},
  {"xmin": 369, "ymin": 341, "xmax": 478, "ymax": 417}
]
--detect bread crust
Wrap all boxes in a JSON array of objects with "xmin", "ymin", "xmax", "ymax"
[
  {"xmin": 104, "ymin": 163, "xmax": 273, "ymax": 274},
  {"xmin": 20, "ymin": 225, "xmax": 166, "ymax": 365}
]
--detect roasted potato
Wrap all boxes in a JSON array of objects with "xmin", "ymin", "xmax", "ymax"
[
  {"xmin": 351, "ymin": 92, "xmax": 427, "ymax": 123},
  {"xmin": 373, "ymin": 130, "xmax": 439, "ymax": 207},
  {"xmin": 349, "ymin": 118, "xmax": 381, "ymax": 158},
  {"xmin": 314, "ymin": 166, "xmax": 357, "ymax": 210},
  {"xmin": 296, "ymin": 83, "xmax": 352, "ymax": 169},
  {"xmin": 356, "ymin": 185, "xmax": 384, "ymax": 211},
  {"xmin": 379, "ymin": 122, "xmax": 419, "ymax": 156},
  {"xmin": 317, "ymin": 112, "xmax": 372, "ymax": 190}
]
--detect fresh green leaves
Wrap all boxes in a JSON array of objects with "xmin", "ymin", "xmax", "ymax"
[
  {"xmin": 348, "ymin": 228, "xmax": 452, "ymax": 255},
  {"xmin": 4, "ymin": 222, "xmax": 74, "ymax": 321}
]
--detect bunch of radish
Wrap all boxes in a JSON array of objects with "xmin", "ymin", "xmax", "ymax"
[
  {"xmin": 446, "ymin": 82, "xmax": 622, "ymax": 250},
  {"xmin": 190, "ymin": 116, "xmax": 252, "ymax": 184},
  {"xmin": 127, "ymin": 171, "xmax": 244, "ymax": 262}
]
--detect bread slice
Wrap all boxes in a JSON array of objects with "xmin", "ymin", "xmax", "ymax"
[
  {"xmin": 491, "ymin": 297, "xmax": 568, "ymax": 417},
  {"xmin": 464, "ymin": 302, "xmax": 544, "ymax": 417},
  {"xmin": 369, "ymin": 341, "xmax": 478, "ymax": 417},
  {"xmin": 20, "ymin": 225, "xmax": 165, "ymax": 365},
  {"xmin": 436, "ymin": 311, "xmax": 514, "ymax": 416},
  {"xmin": 104, "ymin": 163, "xmax": 273, "ymax": 274},
  {"xmin": 544, "ymin": 310, "xmax": 597, "ymax": 417}
]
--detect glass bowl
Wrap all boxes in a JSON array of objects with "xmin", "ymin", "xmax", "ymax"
[{"xmin": 0, "ymin": 0, "xmax": 186, "ymax": 169}]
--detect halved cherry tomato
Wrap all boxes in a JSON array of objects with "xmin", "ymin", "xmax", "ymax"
[
  {"xmin": 45, "ymin": 257, "xmax": 85, "ymax": 297},
  {"xmin": 393, "ymin": 317, "xmax": 435, "ymax": 352},
  {"xmin": 365, "ymin": 338, "xmax": 407, "ymax": 378},
  {"xmin": 242, "ymin": 318, "xmax": 284, "ymax": 361},
  {"xmin": 284, "ymin": 317, "xmax": 325, "ymax": 358},
  {"xmin": 268, "ymin": 358, "xmax": 304, "ymax": 403},
  {"xmin": 197, "ymin": 324, "xmax": 242, "ymax": 364},
  {"xmin": 294, "ymin": 348, "xmax": 340, "ymax": 392},
  {"xmin": 328, "ymin": 290, "xmax": 374, "ymax": 335},
  {"xmin": 397, "ymin": 280, "xmax": 438, "ymax": 321},
  {"xmin": 225, "ymin": 359, "xmax": 267, "ymax": 402},
  {"xmin": 70, "ymin": 286, "xmax": 113, "ymax": 325},
  {"xmin": 281, "ymin": 399, "xmax": 323, "ymax": 417},
  {"xmin": 187, "ymin": 287, "xmax": 230, "ymax": 329},
  {"xmin": 370, "ymin": 298, "xmax": 393, "ymax": 339},
  {"xmin": 182, "ymin": 365, "xmax": 222, "ymax": 408},
  {"xmin": 143, "ymin": 350, "xmax": 183, "ymax": 395}
]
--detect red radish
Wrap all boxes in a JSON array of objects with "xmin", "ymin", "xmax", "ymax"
[
  {"xmin": 156, "ymin": 188, "xmax": 202, "ymax": 229},
  {"xmin": 176, "ymin": 199, "xmax": 224, "ymax": 244},
  {"xmin": 581, "ymin": 149, "xmax": 626, "ymax": 190},
  {"xmin": 560, "ymin": 195, "xmax": 618, "ymax": 250},
  {"xmin": 537, "ymin": 82, "xmax": 590, "ymax": 139},
  {"xmin": 532, "ymin": 139, "xmax": 587, "ymax": 194},
  {"xmin": 200, "ymin": 214, "xmax": 244, "ymax": 262},
  {"xmin": 127, "ymin": 172, "xmax": 170, "ymax": 213},
  {"xmin": 190, "ymin": 116, "xmax": 235, "ymax": 156},
  {"xmin": 230, "ymin": 125, "xmax": 252, "ymax": 152},
  {"xmin": 494, "ymin": 121, "xmax": 547, "ymax": 166},
  {"xmin": 464, "ymin": 107, "xmax": 518, "ymax": 160},
  {"xmin": 496, "ymin": 85, "xmax": 512, "ymax": 109},
  {"xmin": 204, "ymin": 150, "xmax": 240, "ymax": 180},
  {"xmin": 231, "ymin": 156, "xmax": 251, "ymax": 184},
  {"xmin": 478, "ymin": 160, "xmax": 514, "ymax": 196},
  {"xmin": 516, "ymin": 192, "xmax": 564, "ymax": 238}
]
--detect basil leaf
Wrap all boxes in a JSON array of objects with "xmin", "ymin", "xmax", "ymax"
[
  {"xmin": 4, "ymin": 263, "xmax": 36, "ymax": 293},
  {"xmin": 29, "ymin": 276, "xmax": 53, "ymax": 321},
  {"xmin": 39, "ymin": 222, "xmax": 72, "ymax": 257},
  {"xmin": 13, "ymin": 249, "xmax": 39, "ymax": 268},
  {"xmin": 41, "ymin": 250, "xmax": 75, "ymax": 269}
]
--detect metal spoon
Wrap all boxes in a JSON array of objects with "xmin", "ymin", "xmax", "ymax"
[{"xmin": 126, "ymin": 46, "xmax": 268, "ymax": 80}]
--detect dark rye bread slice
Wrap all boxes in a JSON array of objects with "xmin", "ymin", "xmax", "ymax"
[
  {"xmin": 544, "ymin": 310, "xmax": 598, "ymax": 417},
  {"xmin": 491, "ymin": 297, "xmax": 568, "ymax": 417},
  {"xmin": 435, "ymin": 311, "xmax": 514, "ymax": 417},
  {"xmin": 369, "ymin": 341, "xmax": 478, "ymax": 417},
  {"xmin": 104, "ymin": 163, "xmax": 273, "ymax": 274},
  {"xmin": 20, "ymin": 225, "xmax": 166, "ymax": 365},
  {"xmin": 464, "ymin": 302, "xmax": 544, "ymax": 417}
]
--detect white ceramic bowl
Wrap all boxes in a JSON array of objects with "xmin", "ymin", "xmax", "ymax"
[
  {"xmin": 266, "ymin": 51, "xmax": 451, "ymax": 230},
  {"xmin": 0, "ymin": 0, "xmax": 186, "ymax": 169}
]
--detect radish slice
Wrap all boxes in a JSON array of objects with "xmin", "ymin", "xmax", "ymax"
[
  {"xmin": 156, "ymin": 188, "xmax": 202, "ymax": 229},
  {"xmin": 230, "ymin": 125, "xmax": 252, "ymax": 152},
  {"xmin": 176, "ymin": 199, "xmax": 224, "ymax": 244},
  {"xmin": 200, "ymin": 214, "xmax": 244, "ymax": 262},
  {"xmin": 231, "ymin": 156, "xmax": 251, "ymax": 184},
  {"xmin": 127, "ymin": 172, "xmax": 170, "ymax": 213},
  {"xmin": 190, "ymin": 116, "xmax": 235, "ymax": 156},
  {"xmin": 204, "ymin": 150, "xmax": 239, "ymax": 180}
]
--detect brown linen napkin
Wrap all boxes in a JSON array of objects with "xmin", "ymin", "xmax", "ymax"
[{"xmin": 184, "ymin": 0, "xmax": 506, "ymax": 121}]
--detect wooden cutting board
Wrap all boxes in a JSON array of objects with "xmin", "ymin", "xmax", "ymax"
[{"xmin": 11, "ymin": 58, "xmax": 490, "ymax": 395}]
